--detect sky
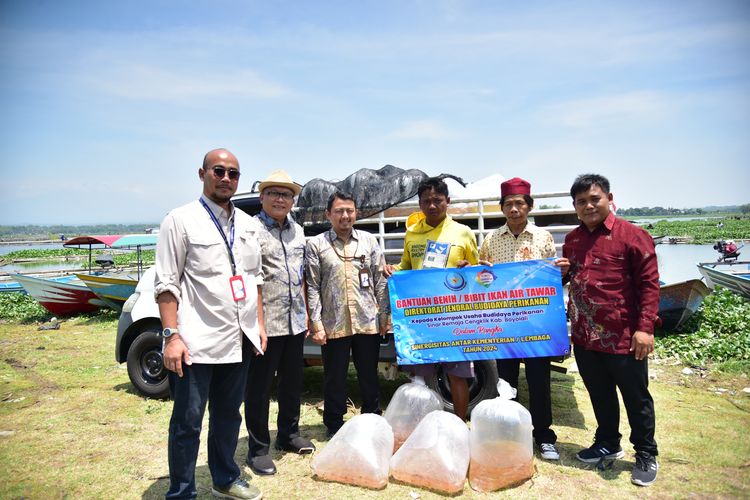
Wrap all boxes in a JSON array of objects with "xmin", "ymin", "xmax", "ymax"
[{"xmin": 1, "ymin": 0, "xmax": 748, "ymax": 224}]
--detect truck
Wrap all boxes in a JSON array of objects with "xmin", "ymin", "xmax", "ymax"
[{"xmin": 115, "ymin": 180, "xmax": 578, "ymax": 413}]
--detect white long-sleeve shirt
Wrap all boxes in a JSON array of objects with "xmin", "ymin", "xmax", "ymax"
[{"xmin": 154, "ymin": 196, "xmax": 264, "ymax": 363}]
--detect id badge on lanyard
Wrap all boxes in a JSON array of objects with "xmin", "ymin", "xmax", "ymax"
[
  {"xmin": 423, "ymin": 239, "xmax": 450, "ymax": 268},
  {"xmin": 200, "ymin": 198, "xmax": 245, "ymax": 302},
  {"xmin": 230, "ymin": 275, "xmax": 246, "ymax": 301}
]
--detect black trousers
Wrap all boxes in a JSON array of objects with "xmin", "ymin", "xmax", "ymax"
[
  {"xmin": 244, "ymin": 332, "xmax": 305, "ymax": 458},
  {"xmin": 321, "ymin": 334, "xmax": 381, "ymax": 432},
  {"xmin": 497, "ymin": 357, "xmax": 557, "ymax": 444},
  {"xmin": 166, "ymin": 340, "xmax": 250, "ymax": 499},
  {"xmin": 574, "ymin": 344, "xmax": 658, "ymax": 455}
]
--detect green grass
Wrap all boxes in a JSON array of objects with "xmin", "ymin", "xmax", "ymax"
[
  {"xmin": 1, "ymin": 318, "xmax": 749, "ymax": 498},
  {"xmin": 634, "ymin": 216, "xmax": 750, "ymax": 244}
]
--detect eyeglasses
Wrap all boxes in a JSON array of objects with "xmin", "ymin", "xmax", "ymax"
[
  {"xmin": 206, "ymin": 165, "xmax": 241, "ymax": 181},
  {"xmin": 265, "ymin": 190, "xmax": 294, "ymax": 201},
  {"xmin": 331, "ymin": 208, "xmax": 355, "ymax": 216}
]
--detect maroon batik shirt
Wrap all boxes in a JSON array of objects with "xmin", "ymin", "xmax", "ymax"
[{"xmin": 563, "ymin": 212, "xmax": 660, "ymax": 354}]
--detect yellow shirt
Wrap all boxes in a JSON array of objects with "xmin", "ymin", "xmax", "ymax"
[{"xmin": 397, "ymin": 213, "xmax": 479, "ymax": 270}]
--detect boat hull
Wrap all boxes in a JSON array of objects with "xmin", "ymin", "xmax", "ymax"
[
  {"xmin": 12, "ymin": 274, "xmax": 107, "ymax": 316},
  {"xmin": 75, "ymin": 273, "xmax": 138, "ymax": 309},
  {"xmin": 658, "ymin": 279, "xmax": 710, "ymax": 331},
  {"xmin": 697, "ymin": 262, "xmax": 750, "ymax": 299}
]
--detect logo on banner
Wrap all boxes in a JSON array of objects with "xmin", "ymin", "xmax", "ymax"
[
  {"xmin": 443, "ymin": 271, "xmax": 467, "ymax": 291},
  {"xmin": 475, "ymin": 268, "xmax": 496, "ymax": 287}
]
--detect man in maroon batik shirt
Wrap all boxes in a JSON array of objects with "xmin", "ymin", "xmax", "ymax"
[{"xmin": 562, "ymin": 174, "xmax": 660, "ymax": 488}]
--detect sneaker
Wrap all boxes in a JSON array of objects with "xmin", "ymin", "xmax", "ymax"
[
  {"xmin": 212, "ymin": 478, "xmax": 262, "ymax": 500},
  {"xmin": 246, "ymin": 455, "xmax": 276, "ymax": 476},
  {"xmin": 575, "ymin": 442, "xmax": 625, "ymax": 463},
  {"xmin": 631, "ymin": 451, "xmax": 658, "ymax": 487},
  {"xmin": 275, "ymin": 435, "xmax": 315, "ymax": 454},
  {"xmin": 539, "ymin": 442, "xmax": 560, "ymax": 460}
]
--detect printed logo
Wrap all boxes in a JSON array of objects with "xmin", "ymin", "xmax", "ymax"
[
  {"xmin": 444, "ymin": 271, "xmax": 467, "ymax": 291},
  {"xmin": 475, "ymin": 269, "xmax": 496, "ymax": 287}
]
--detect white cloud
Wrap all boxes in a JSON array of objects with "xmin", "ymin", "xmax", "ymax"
[
  {"xmin": 84, "ymin": 65, "xmax": 288, "ymax": 101},
  {"xmin": 388, "ymin": 120, "xmax": 461, "ymax": 140},
  {"xmin": 540, "ymin": 91, "xmax": 666, "ymax": 128}
]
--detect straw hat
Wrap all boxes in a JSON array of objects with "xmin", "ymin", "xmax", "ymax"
[{"xmin": 258, "ymin": 170, "xmax": 302, "ymax": 196}]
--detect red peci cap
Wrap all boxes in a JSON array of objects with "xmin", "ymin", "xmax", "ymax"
[{"xmin": 501, "ymin": 177, "xmax": 531, "ymax": 197}]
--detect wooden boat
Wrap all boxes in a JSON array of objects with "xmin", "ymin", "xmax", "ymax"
[
  {"xmin": 0, "ymin": 274, "xmax": 77, "ymax": 294},
  {"xmin": 697, "ymin": 261, "xmax": 750, "ymax": 299},
  {"xmin": 75, "ymin": 272, "xmax": 138, "ymax": 310},
  {"xmin": 12, "ymin": 273, "xmax": 108, "ymax": 316},
  {"xmin": 658, "ymin": 279, "xmax": 710, "ymax": 331}
]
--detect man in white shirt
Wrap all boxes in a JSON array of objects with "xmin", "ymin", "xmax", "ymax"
[{"xmin": 155, "ymin": 148, "xmax": 267, "ymax": 500}]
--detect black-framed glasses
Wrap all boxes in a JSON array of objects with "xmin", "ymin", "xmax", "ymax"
[
  {"xmin": 265, "ymin": 189, "xmax": 294, "ymax": 201},
  {"xmin": 206, "ymin": 165, "xmax": 241, "ymax": 181}
]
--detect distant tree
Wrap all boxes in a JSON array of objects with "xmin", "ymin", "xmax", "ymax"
[{"xmin": 741, "ymin": 204, "xmax": 750, "ymax": 214}]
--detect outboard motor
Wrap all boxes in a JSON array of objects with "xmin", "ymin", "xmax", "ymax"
[
  {"xmin": 95, "ymin": 253, "xmax": 115, "ymax": 269},
  {"xmin": 713, "ymin": 240, "xmax": 740, "ymax": 262}
]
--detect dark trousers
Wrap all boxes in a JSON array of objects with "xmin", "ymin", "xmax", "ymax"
[
  {"xmin": 574, "ymin": 344, "xmax": 658, "ymax": 456},
  {"xmin": 497, "ymin": 357, "xmax": 557, "ymax": 444},
  {"xmin": 321, "ymin": 334, "xmax": 381, "ymax": 432},
  {"xmin": 166, "ymin": 341, "xmax": 250, "ymax": 499},
  {"xmin": 245, "ymin": 332, "xmax": 305, "ymax": 458}
]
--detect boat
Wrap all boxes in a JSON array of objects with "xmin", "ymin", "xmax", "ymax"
[
  {"xmin": 0, "ymin": 274, "xmax": 78, "ymax": 294},
  {"xmin": 697, "ymin": 261, "xmax": 750, "ymax": 299},
  {"xmin": 11, "ymin": 273, "xmax": 108, "ymax": 316},
  {"xmin": 658, "ymin": 279, "xmax": 711, "ymax": 331},
  {"xmin": 75, "ymin": 272, "xmax": 139, "ymax": 310}
]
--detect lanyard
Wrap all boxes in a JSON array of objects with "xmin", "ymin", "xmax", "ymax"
[
  {"xmin": 200, "ymin": 198, "xmax": 237, "ymax": 275},
  {"xmin": 327, "ymin": 231, "xmax": 365, "ymax": 264}
]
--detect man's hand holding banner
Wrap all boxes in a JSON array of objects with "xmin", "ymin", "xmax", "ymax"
[{"xmin": 388, "ymin": 259, "xmax": 569, "ymax": 365}]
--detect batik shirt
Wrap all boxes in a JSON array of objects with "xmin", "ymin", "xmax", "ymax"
[
  {"xmin": 249, "ymin": 210, "xmax": 307, "ymax": 337},
  {"xmin": 305, "ymin": 228, "xmax": 388, "ymax": 339},
  {"xmin": 563, "ymin": 212, "xmax": 660, "ymax": 354},
  {"xmin": 480, "ymin": 222, "xmax": 557, "ymax": 263}
]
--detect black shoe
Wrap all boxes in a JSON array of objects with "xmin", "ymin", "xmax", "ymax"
[
  {"xmin": 631, "ymin": 451, "xmax": 658, "ymax": 487},
  {"xmin": 211, "ymin": 478, "xmax": 262, "ymax": 499},
  {"xmin": 275, "ymin": 435, "xmax": 315, "ymax": 454},
  {"xmin": 325, "ymin": 427, "xmax": 339, "ymax": 440},
  {"xmin": 576, "ymin": 442, "xmax": 625, "ymax": 463},
  {"xmin": 246, "ymin": 455, "xmax": 276, "ymax": 476}
]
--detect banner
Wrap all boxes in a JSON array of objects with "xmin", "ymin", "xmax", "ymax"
[{"xmin": 388, "ymin": 259, "xmax": 569, "ymax": 365}]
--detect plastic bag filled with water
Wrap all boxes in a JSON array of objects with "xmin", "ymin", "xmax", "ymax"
[
  {"xmin": 383, "ymin": 376, "xmax": 443, "ymax": 452},
  {"xmin": 390, "ymin": 410, "xmax": 470, "ymax": 494},
  {"xmin": 311, "ymin": 413, "xmax": 394, "ymax": 489},
  {"xmin": 469, "ymin": 378, "xmax": 534, "ymax": 491}
]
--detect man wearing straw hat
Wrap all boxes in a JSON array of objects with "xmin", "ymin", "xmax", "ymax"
[{"xmin": 244, "ymin": 170, "xmax": 315, "ymax": 476}]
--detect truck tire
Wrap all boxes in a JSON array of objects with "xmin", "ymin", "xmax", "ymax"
[
  {"xmin": 425, "ymin": 359, "xmax": 499, "ymax": 416},
  {"xmin": 127, "ymin": 329, "xmax": 170, "ymax": 399}
]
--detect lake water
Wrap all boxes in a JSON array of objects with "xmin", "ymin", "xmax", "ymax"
[{"xmin": 656, "ymin": 244, "xmax": 721, "ymax": 284}]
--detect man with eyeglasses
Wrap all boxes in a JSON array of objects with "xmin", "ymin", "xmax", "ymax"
[
  {"xmin": 305, "ymin": 191, "xmax": 389, "ymax": 438},
  {"xmin": 155, "ymin": 148, "xmax": 265, "ymax": 500},
  {"xmin": 243, "ymin": 170, "xmax": 315, "ymax": 476},
  {"xmin": 384, "ymin": 176, "xmax": 479, "ymax": 421}
]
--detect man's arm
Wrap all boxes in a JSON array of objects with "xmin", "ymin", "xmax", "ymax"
[
  {"xmin": 305, "ymin": 239, "xmax": 326, "ymax": 345},
  {"xmin": 155, "ymin": 212, "xmax": 190, "ymax": 376},
  {"xmin": 158, "ymin": 292, "xmax": 190, "ymax": 377},
  {"xmin": 370, "ymin": 242, "xmax": 390, "ymax": 334},
  {"xmin": 629, "ymin": 228, "xmax": 660, "ymax": 360},
  {"xmin": 256, "ymin": 285, "xmax": 267, "ymax": 354}
]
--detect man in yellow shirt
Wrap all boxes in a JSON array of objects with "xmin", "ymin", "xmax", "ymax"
[{"xmin": 385, "ymin": 177, "xmax": 479, "ymax": 420}]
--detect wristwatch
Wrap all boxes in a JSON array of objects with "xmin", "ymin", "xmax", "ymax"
[{"xmin": 162, "ymin": 327, "xmax": 179, "ymax": 339}]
